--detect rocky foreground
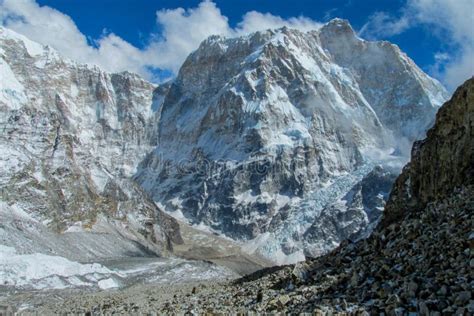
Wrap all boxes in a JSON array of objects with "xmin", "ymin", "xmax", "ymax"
[
  {"xmin": 24, "ymin": 187, "xmax": 473, "ymax": 315},
  {"xmin": 22, "ymin": 79, "xmax": 473, "ymax": 315}
]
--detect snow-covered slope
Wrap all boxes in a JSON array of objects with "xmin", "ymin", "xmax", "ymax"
[
  {"xmin": 135, "ymin": 19, "xmax": 448, "ymax": 263},
  {"xmin": 0, "ymin": 26, "xmax": 180, "ymax": 260}
]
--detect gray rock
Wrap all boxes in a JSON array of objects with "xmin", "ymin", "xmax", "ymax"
[{"xmin": 455, "ymin": 291, "xmax": 471, "ymax": 305}]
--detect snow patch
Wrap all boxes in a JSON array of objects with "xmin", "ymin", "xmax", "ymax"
[
  {"xmin": 70, "ymin": 84, "xmax": 79, "ymax": 98},
  {"xmin": 89, "ymin": 167, "xmax": 110, "ymax": 192},
  {"xmin": 0, "ymin": 58, "xmax": 27, "ymax": 109},
  {"xmin": 64, "ymin": 222, "xmax": 86, "ymax": 233},
  {"xmin": 0, "ymin": 245, "xmax": 120, "ymax": 290},
  {"xmin": 98, "ymin": 278, "xmax": 120, "ymax": 290}
]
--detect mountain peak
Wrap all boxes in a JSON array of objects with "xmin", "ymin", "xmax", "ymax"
[
  {"xmin": 319, "ymin": 17, "xmax": 357, "ymax": 41},
  {"xmin": 137, "ymin": 18, "xmax": 448, "ymax": 262},
  {"xmin": 324, "ymin": 18, "xmax": 353, "ymax": 29},
  {"xmin": 192, "ymin": 20, "xmax": 357, "ymax": 65},
  {"xmin": 0, "ymin": 26, "xmax": 46, "ymax": 57}
]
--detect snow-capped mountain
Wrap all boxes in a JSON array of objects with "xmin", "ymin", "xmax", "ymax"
[
  {"xmin": 135, "ymin": 19, "xmax": 448, "ymax": 263},
  {"xmin": 0, "ymin": 19, "xmax": 449, "ymax": 266},
  {"xmin": 0, "ymin": 26, "xmax": 180, "ymax": 261}
]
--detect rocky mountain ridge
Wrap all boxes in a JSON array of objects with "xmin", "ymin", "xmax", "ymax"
[
  {"xmin": 383, "ymin": 77, "xmax": 474, "ymax": 226},
  {"xmin": 135, "ymin": 18, "xmax": 448, "ymax": 262},
  {"xmin": 0, "ymin": 26, "xmax": 180, "ymax": 260}
]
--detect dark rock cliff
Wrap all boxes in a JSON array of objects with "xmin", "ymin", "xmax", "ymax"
[{"xmin": 383, "ymin": 77, "xmax": 474, "ymax": 226}]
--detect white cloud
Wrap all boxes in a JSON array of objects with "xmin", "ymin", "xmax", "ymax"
[
  {"xmin": 0, "ymin": 0, "xmax": 149, "ymax": 76},
  {"xmin": 410, "ymin": 0, "xmax": 474, "ymax": 89},
  {"xmin": 145, "ymin": 1, "xmax": 233, "ymax": 74},
  {"xmin": 360, "ymin": 0, "xmax": 474, "ymax": 90},
  {"xmin": 359, "ymin": 11, "xmax": 411, "ymax": 39},
  {"xmin": 236, "ymin": 11, "xmax": 322, "ymax": 34},
  {"xmin": 0, "ymin": 0, "xmax": 321, "ymax": 81}
]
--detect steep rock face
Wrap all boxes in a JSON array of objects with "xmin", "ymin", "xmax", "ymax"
[
  {"xmin": 0, "ymin": 27, "xmax": 180, "ymax": 258},
  {"xmin": 117, "ymin": 79, "xmax": 473, "ymax": 315},
  {"xmin": 318, "ymin": 20, "xmax": 446, "ymax": 139},
  {"xmin": 383, "ymin": 77, "xmax": 474, "ymax": 226},
  {"xmin": 135, "ymin": 19, "xmax": 448, "ymax": 261}
]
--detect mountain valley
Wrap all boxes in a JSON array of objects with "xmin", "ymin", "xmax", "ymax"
[{"xmin": 0, "ymin": 16, "xmax": 471, "ymax": 314}]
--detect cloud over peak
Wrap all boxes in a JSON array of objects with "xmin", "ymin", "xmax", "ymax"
[{"xmin": 360, "ymin": 0, "xmax": 474, "ymax": 90}]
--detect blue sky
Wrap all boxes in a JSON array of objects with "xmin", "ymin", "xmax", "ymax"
[
  {"xmin": 34, "ymin": 0, "xmax": 434, "ymax": 73},
  {"xmin": 33, "ymin": 1, "xmax": 405, "ymax": 43},
  {"xmin": 2, "ymin": 0, "xmax": 473, "ymax": 89}
]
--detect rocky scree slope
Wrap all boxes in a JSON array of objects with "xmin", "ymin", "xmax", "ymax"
[
  {"xmin": 65, "ymin": 78, "xmax": 470, "ymax": 315},
  {"xmin": 135, "ymin": 19, "xmax": 448, "ymax": 262},
  {"xmin": 0, "ymin": 27, "xmax": 181, "ymax": 260}
]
